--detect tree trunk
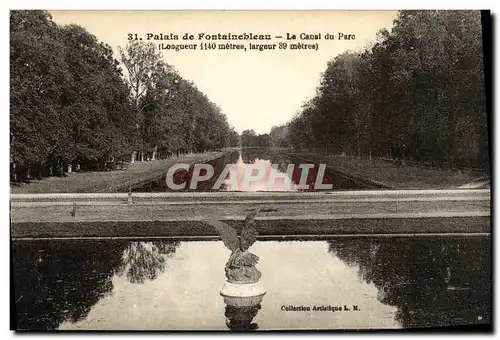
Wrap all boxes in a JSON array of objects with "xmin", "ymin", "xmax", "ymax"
[
  {"xmin": 152, "ymin": 145, "xmax": 157, "ymax": 161},
  {"xmin": 10, "ymin": 163, "xmax": 16, "ymax": 182},
  {"xmin": 16, "ymin": 165, "xmax": 26, "ymax": 182}
]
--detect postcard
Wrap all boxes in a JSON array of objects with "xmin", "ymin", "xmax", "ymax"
[{"xmin": 10, "ymin": 9, "xmax": 491, "ymax": 331}]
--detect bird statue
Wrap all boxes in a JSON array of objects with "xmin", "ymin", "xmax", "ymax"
[{"xmin": 205, "ymin": 208, "xmax": 261, "ymax": 284}]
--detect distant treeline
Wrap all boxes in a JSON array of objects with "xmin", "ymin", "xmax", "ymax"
[
  {"xmin": 241, "ymin": 130, "xmax": 271, "ymax": 149},
  {"xmin": 267, "ymin": 11, "xmax": 489, "ymax": 169},
  {"xmin": 10, "ymin": 10, "xmax": 238, "ymax": 182}
]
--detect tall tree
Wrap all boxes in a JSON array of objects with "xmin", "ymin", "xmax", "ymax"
[
  {"xmin": 285, "ymin": 10, "xmax": 488, "ymax": 169},
  {"xmin": 10, "ymin": 10, "xmax": 71, "ymax": 176},
  {"xmin": 11, "ymin": 10, "xmax": 137, "ymax": 179},
  {"xmin": 119, "ymin": 41, "xmax": 164, "ymax": 162}
]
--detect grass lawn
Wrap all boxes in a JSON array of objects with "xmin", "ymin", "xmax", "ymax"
[
  {"xmin": 10, "ymin": 151, "xmax": 227, "ymax": 194},
  {"xmin": 289, "ymin": 153, "xmax": 489, "ymax": 189}
]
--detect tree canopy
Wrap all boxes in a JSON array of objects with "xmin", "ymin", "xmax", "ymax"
[
  {"xmin": 273, "ymin": 11, "xmax": 489, "ymax": 169},
  {"xmin": 10, "ymin": 10, "xmax": 238, "ymax": 181}
]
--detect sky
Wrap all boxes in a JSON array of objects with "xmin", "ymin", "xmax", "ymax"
[{"xmin": 50, "ymin": 10, "xmax": 398, "ymax": 134}]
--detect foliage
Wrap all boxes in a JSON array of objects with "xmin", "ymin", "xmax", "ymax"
[
  {"xmin": 285, "ymin": 10, "xmax": 488, "ymax": 169},
  {"xmin": 132, "ymin": 51, "xmax": 239, "ymax": 156},
  {"xmin": 241, "ymin": 129, "xmax": 271, "ymax": 148},
  {"xmin": 10, "ymin": 11, "xmax": 238, "ymax": 181}
]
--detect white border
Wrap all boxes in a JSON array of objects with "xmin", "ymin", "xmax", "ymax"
[{"xmin": 3, "ymin": 0, "xmax": 499, "ymax": 10}]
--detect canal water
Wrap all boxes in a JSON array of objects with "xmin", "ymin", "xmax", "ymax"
[
  {"xmin": 134, "ymin": 148, "xmax": 368, "ymax": 192},
  {"xmin": 11, "ymin": 147, "xmax": 490, "ymax": 330},
  {"xmin": 12, "ymin": 236, "xmax": 490, "ymax": 330}
]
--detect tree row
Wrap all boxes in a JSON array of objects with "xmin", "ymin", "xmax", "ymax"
[
  {"xmin": 270, "ymin": 11, "xmax": 489, "ymax": 169},
  {"xmin": 10, "ymin": 10, "xmax": 238, "ymax": 182}
]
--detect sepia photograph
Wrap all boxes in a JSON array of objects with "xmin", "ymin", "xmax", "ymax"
[{"xmin": 9, "ymin": 9, "xmax": 491, "ymax": 331}]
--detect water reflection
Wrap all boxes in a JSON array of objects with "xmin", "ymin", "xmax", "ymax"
[
  {"xmin": 225, "ymin": 302, "xmax": 261, "ymax": 330},
  {"xmin": 223, "ymin": 148, "xmax": 348, "ymax": 191},
  {"xmin": 222, "ymin": 154, "xmax": 297, "ymax": 192},
  {"xmin": 133, "ymin": 148, "xmax": 368, "ymax": 192},
  {"xmin": 237, "ymin": 148, "xmax": 366, "ymax": 191},
  {"xmin": 327, "ymin": 237, "xmax": 491, "ymax": 328},
  {"xmin": 12, "ymin": 240, "xmax": 179, "ymax": 330},
  {"xmin": 12, "ymin": 237, "xmax": 489, "ymax": 330},
  {"xmin": 117, "ymin": 241, "xmax": 179, "ymax": 284}
]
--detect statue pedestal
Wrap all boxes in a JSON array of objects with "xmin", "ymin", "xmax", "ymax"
[{"xmin": 220, "ymin": 281, "xmax": 266, "ymax": 307}]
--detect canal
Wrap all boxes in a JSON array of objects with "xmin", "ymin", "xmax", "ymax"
[
  {"xmin": 133, "ymin": 147, "xmax": 372, "ymax": 192},
  {"xmin": 11, "ymin": 148, "xmax": 491, "ymax": 331},
  {"xmin": 12, "ymin": 235, "xmax": 490, "ymax": 330}
]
